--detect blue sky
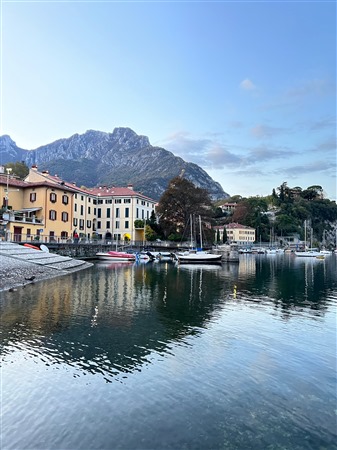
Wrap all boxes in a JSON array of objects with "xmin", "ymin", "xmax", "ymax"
[{"xmin": 1, "ymin": 0, "xmax": 336, "ymax": 200}]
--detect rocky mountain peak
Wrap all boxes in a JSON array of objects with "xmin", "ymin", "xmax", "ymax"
[{"xmin": 0, "ymin": 128, "xmax": 229, "ymax": 201}]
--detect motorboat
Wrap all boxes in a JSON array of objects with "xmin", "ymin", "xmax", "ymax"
[{"xmin": 96, "ymin": 250, "xmax": 136, "ymax": 261}]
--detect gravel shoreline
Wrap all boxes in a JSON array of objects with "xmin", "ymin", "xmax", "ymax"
[{"xmin": 0, "ymin": 255, "xmax": 92, "ymax": 292}]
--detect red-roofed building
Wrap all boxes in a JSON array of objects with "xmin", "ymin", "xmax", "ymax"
[
  {"xmin": 214, "ymin": 222, "xmax": 256, "ymax": 245},
  {"xmin": 21, "ymin": 166, "xmax": 156, "ymax": 243}
]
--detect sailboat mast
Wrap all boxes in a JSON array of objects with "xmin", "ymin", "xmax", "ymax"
[
  {"xmin": 190, "ymin": 214, "xmax": 193, "ymax": 248},
  {"xmin": 199, "ymin": 215, "xmax": 203, "ymax": 250}
]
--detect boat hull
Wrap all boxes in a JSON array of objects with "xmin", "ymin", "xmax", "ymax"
[
  {"xmin": 96, "ymin": 251, "xmax": 136, "ymax": 261},
  {"xmin": 294, "ymin": 251, "xmax": 321, "ymax": 257},
  {"xmin": 176, "ymin": 253, "xmax": 222, "ymax": 264}
]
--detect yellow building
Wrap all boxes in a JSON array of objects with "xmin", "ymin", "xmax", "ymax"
[
  {"xmin": 23, "ymin": 166, "xmax": 156, "ymax": 243},
  {"xmin": 0, "ymin": 171, "xmax": 75, "ymax": 242},
  {"xmin": 214, "ymin": 222, "xmax": 256, "ymax": 245}
]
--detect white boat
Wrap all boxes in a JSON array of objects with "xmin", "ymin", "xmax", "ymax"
[
  {"xmin": 320, "ymin": 249, "xmax": 331, "ymax": 255},
  {"xmin": 176, "ymin": 250, "xmax": 222, "ymax": 264},
  {"xmin": 175, "ymin": 215, "xmax": 222, "ymax": 264},
  {"xmin": 96, "ymin": 250, "xmax": 136, "ymax": 261},
  {"xmin": 294, "ymin": 250, "xmax": 321, "ymax": 257}
]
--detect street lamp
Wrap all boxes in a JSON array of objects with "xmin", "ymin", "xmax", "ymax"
[{"xmin": 5, "ymin": 167, "xmax": 12, "ymax": 211}]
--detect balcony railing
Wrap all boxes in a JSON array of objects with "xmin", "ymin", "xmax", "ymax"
[{"xmin": 2, "ymin": 212, "xmax": 43, "ymax": 224}]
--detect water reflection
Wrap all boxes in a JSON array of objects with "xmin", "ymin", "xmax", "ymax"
[{"xmin": 1, "ymin": 255, "xmax": 336, "ymax": 383}]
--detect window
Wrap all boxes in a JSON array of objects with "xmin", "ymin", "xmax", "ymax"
[
  {"xmin": 88, "ymin": 207, "xmax": 91, "ymax": 214},
  {"xmin": 79, "ymin": 219, "xmax": 84, "ymax": 230},
  {"xmin": 87, "ymin": 220, "xmax": 91, "ymax": 228},
  {"xmin": 115, "ymin": 221, "xmax": 120, "ymax": 229},
  {"xmin": 136, "ymin": 208, "xmax": 139, "ymax": 218},
  {"xmin": 62, "ymin": 212, "xmax": 69, "ymax": 222},
  {"xmin": 73, "ymin": 218, "xmax": 78, "ymax": 226},
  {"xmin": 98, "ymin": 199, "xmax": 103, "ymax": 205},
  {"xmin": 30, "ymin": 192, "xmax": 36, "ymax": 202},
  {"xmin": 106, "ymin": 221, "xmax": 110, "ymax": 229},
  {"xmin": 61, "ymin": 231, "xmax": 68, "ymax": 239},
  {"xmin": 115, "ymin": 199, "xmax": 121, "ymax": 204},
  {"xmin": 97, "ymin": 221, "xmax": 101, "ymax": 229},
  {"xmin": 124, "ymin": 199, "xmax": 131, "ymax": 203},
  {"xmin": 62, "ymin": 195, "xmax": 69, "ymax": 205},
  {"xmin": 105, "ymin": 199, "xmax": 112, "ymax": 204},
  {"xmin": 125, "ymin": 221, "xmax": 129, "ymax": 229},
  {"xmin": 27, "ymin": 228, "xmax": 31, "ymax": 237},
  {"xmin": 116, "ymin": 208, "xmax": 120, "ymax": 218},
  {"xmin": 125, "ymin": 207, "xmax": 129, "ymax": 218},
  {"xmin": 107, "ymin": 208, "xmax": 111, "ymax": 218},
  {"xmin": 75, "ymin": 194, "xmax": 78, "ymax": 199},
  {"xmin": 81, "ymin": 196, "xmax": 84, "ymax": 201},
  {"xmin": 74, "ymin": 204, "xmax": 77, "ymax": 212},
  {"xmin": 50, "ymin": 193, "xmax": 57, "ymax": 203},
  {"xmin": 88, "ymin": 198, "xmax": 91, "ymax": 203},
  {"xmin": 97, "ymin": 208, "xmax": 101, "ymax": 218},
  {"xmin": 80, "ymin": 205, "xmax": 84, "ymax": 216},
  {"xmin": 49, "ymin": 210, "xmax": 57, "ymax": 220}
]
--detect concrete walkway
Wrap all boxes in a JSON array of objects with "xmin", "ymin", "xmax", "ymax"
[{"xmin": 0, "ymin": 242, "xmax": 93, "ymax": 292}]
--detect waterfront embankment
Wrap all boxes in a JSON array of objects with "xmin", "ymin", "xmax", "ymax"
[{"xmin": 0, "ymin": 242, "xmax": 93, "ymax": 292}]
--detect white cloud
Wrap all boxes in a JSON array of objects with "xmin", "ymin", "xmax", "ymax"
[{"xmin": 240, "ymin": 79, "xmax": 256, "ymax": 90}]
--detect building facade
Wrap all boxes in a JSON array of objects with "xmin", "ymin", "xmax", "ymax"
[
  {"xmin": 0, "ymin": 166, "xmax": 156, "ymax": 243},
  {"xmin": 214, "ymin": 222, "xmax": 256, "ymax": 245}
]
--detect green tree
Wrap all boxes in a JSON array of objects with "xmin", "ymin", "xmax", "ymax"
[
  {"xmin": 156, "ymin": 176, "xmax": 213, "ymax": 239},
  {"xmin": 5, "ymin": 161, "xmax": 29, "ymax": 179},
  {"xmin": 223, "ymin": 226, "xmax": 228, "ymax": 244},
  {"xmin": 145, "ymin": 224, "xmax": 157, "ymax": 241}
]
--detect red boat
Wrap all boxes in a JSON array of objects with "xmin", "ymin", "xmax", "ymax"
[{"xmin": 96, "ymin": 250, "xmax": 136, "ymax": 261}]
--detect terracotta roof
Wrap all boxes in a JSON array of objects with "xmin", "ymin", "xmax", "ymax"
[
  {"xmin": 225, "ymin": 222, "xmax": 255, "ymax": 230},
  {"xmin": 36, "ymin": 171, "xmax": 154, "ymax": 201},
  {"xmin": 0, "ymin": 175, "xmax": 77, "ymax": 192}
]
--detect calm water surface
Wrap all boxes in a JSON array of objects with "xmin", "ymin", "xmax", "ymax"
[{"xmin": 1, "ymin": 254, "xmax": 336, "ymax": 449}]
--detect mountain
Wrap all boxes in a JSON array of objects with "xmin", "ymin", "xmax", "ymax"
[{"xmin": 0, "ymin": 128, "xmax": 229, "ymax": 201}]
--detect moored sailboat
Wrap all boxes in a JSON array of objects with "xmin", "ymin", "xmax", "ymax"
[{"xmin": 175, "ymin": 215, "xmax": 222, "ymax": 264}]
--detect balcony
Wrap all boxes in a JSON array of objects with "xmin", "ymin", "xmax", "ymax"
[{"xmin": 2, "ymin": 207, "xmax": 44, "ymax": 225}]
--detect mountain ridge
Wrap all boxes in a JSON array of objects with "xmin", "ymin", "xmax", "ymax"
[{"xmin": 0, "ymin": 127, "xmax": 229, "ymax": 201}]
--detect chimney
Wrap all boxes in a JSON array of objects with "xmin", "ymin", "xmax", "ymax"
[
  {"xmin": 31, "ymin": 165, "xmax": 38, "ymax": 171},
  {"xmin": 127, "ymin": 184, "xmax": 133, "ymax": 190}
]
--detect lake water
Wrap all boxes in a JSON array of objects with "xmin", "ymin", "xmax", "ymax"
[{"xmin": 1, "ymin": 253, "xmax": 336, "ymax": 449}]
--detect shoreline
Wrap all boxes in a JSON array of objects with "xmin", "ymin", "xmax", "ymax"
[{"xmin": 0, "ymin": 254, "xmax": 92, "ymax": 292}]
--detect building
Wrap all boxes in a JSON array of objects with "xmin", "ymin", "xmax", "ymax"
[
  {"xmin": 0, "ymin": 172, "xmax": 75, "ymax": 242},
  {"xmin": 214, "ymin": 222, "xmax": 256, "ymax": 245},
  {"xmin": 226, "ymin": 223, "xmax": 256, "ymax": 245},
  {"xmin": 0, "ymin": 166, "xmax": 157, "ymax": 243},
  {"xmin": 220, "ymin": 202, "xmax": 237, "ymax": 214}
]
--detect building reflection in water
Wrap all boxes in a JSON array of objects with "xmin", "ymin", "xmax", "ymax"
[{"xmin": 1, "ymin": 255, "xmax": 334, "ymax": 382}]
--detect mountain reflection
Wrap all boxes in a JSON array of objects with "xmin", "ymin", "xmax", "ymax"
[{"xmin": 1, "ymin": 255, "xmax": 335, "ymax": 381}]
